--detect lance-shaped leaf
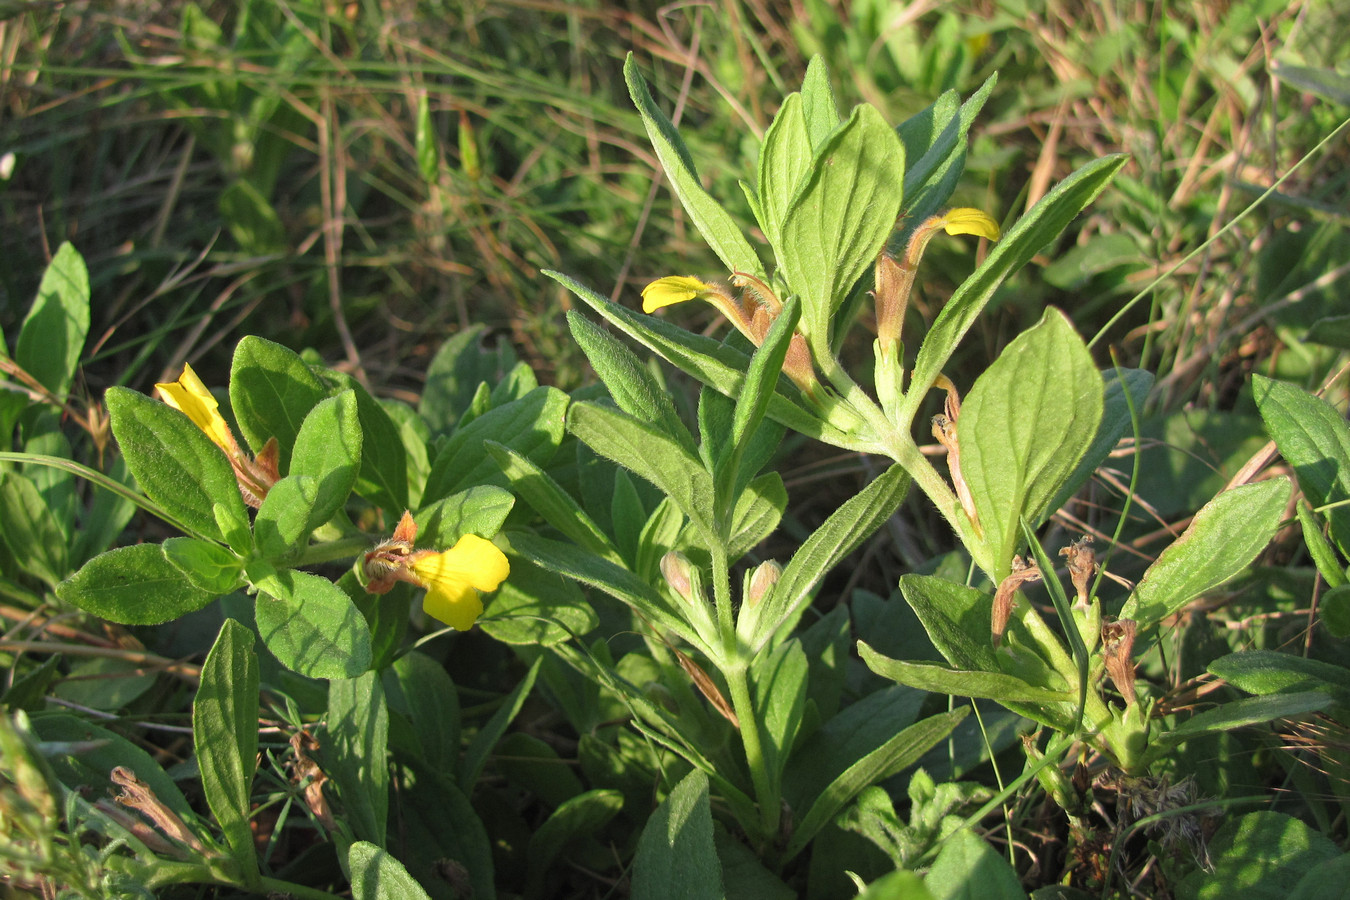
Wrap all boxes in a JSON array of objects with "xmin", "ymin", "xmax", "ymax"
[
  {"xmin": 349, "ymin": 842, "xmax": 432, "ymax": 900},
  {"xmin": 783, "ymin": 708, "xmax": 968, "ymax": 862},
  {"xmin": 423, "ymin": 386, "xmax": 568, "ymax": 503},
  {"xmin": 756, "ymin": 93, "xmax": 812, "ymax": 247},
  {"xmin": 488, "ymin": 443, "xmax": 619, "ymax": 561},
  {"xmin": 105, "ymin": 386, "xmax": 250, "ymax": 547},
  {"xmin": 568, "ymin": 400, "xmax": 717, "ymax": 546},
  {"xmin": 58, "ymin": 543, "xmax": 218, "ymax": 625},
  {"xmin": 901, "ymin": 154, "xmax": 1128, "ymax": 428},
  {"xmin": 17, "ymin": 242, "xmax": 89, "ymax": 403},
  {"xmin": 327, "ymin": 671, "xmax": 388, "ymax": 847},
  {"xmin": 1254, "ymin": 374, "xmax": 1350, "ymax": 556},
  {"xmin": 193, "ymin": 619, "xmax": 260, "ymax": 884},
  {"xmin": 799, "ymin": 55, "xmax": 840, "ymax": 147},
  {"xmin": 631, "ymin": 770, "xmax": 725, "ymax": 900},
  {"xmin": 624, "ymin": 55, "xmax": 764, "ymax": 281},
  {"xmin": 858, "ymin": 642, "xmax": 1072, "ymax": 704},
  {"xmin": 229, "ymin": 336, "xmax": 327, "ymax": 469},
  {"xmin": 960, "ymin": 308, "xmax": 1103, "ymax": 579},
  {"xmin": 1121, "ymin": 477, "xmax": 1291, "ymax": 628},
  {"xmin": 568, "ymin": 311, "xmax": 696, "ymax": 455},
  {"xmin": 894, "ymin": 73, "xmax": 997, "ymax": 243},
  {"xmin": 546, "ymin": 271, "xmax": 875, "ymax": 451},
  {"xmin": 253, "ymin": 568, "xmax": 372, "ymax": 679},
  {"xmin": 779, "ymin": 104, "xmax": 904, "ymax": 355},
  {"xmin": 507, "ymin": 532, "xmax": 707, "ymax": 654},
  {"xmin": 743, "ymin": 464, "xmax": 910, "ymax": 651},
  {"xmin": 254, "ymin": 390, "xmax": 362, "ymax": 560}
]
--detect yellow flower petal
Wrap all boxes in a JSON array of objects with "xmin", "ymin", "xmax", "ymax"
[
  {"xmin": 941, "ymin": 208, "xmax": 1001, "ymax": 242},
  {"xmin": 410, "ymin": 534, "xmax": 510, "ymax": 631},
  {"xmin": 155, "ymin": 363, "xmax": 236, "ymax": 453},
  {"xmin": 641, "ymin": 276, "xmax": 715, "ymax": 313}
]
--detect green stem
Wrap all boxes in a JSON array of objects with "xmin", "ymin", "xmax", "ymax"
[
  {"xmin": 710, "ymin": 544, "xmax": 735, "ymax": 660},
  {"xmin": 725, "ymin": 659, "xmax": 780, "ymax": 843},
  {"xmin": 293, "ymin": 535, "xmax": 373, "ymax": 567}
]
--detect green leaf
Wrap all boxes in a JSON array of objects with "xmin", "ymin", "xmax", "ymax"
[
  {"xmin": 756, "ymin": 93, "xmax": 812, "ymax": 246},
  {"xmin": 507, "ymin": 532, "xmax": 704, "ymax": 652},
  {"xmin": 479, "ymin": 556, "xmax": 599, "ymax": 646},
  {"xmin": 1176, "ymin": 811, "xmax": 1340, "ymax": 900},
  {"xmin": 254, "ymin": 391, "xmax": 361, "ymax": 559},
  {"xmin": 16, "ymin": 242, "xmax": 89, "ymax": 402},
  {"xmin": 1209, "ymin": 650, "xmax": 1350, "ymax": 700},
  {"xmin": 858, "ymin": 871, "xmax": 936, "ymax": 900},
  {"xmin": 1152, "ymin": 691, "xmax": 1332, "ymax": 754},
  {"xmin": 719, "ymin": 298, "xmax": 799, "ymax": 518},
  {"xmin": 727, "ymin": 472, "xmax": 787, "ymax": 560},
  {"xmin": 547, "ymin": 271, "xmax": 871, "ymax": 451},
  {"xmin": 631, "ymin": 769, "xmax": 725, "ymax": 900},
  {"xmin": 750, "ymin": 638, "xmax": 808, "ymax": 785},
  {"xmin": 381, "ymin": 651, "xmax": 459, "ymax": 773},
  {"xmin": 386, "ymin": 762, "xmax": 496, "ymax": 899},
  {"xmin": 1322, "ymin": 584, "xmax": 1350, "ymax": 638},
  {"xmin": 798, "ymin": 55, "xmax": 840, "ymax": 147},
  {"xmin": 925, "ymin": 828, "xmax": 1025, "ymax": 900},
  {"xmin": 253, "ymin": 569, "xmax": 372, "ymax": 679},
  {"xmin": 57, "ymin": 544, "xmax": 217, "ymax": 625},
  {"xmin": 1296, "ymin": 501, "xmax": 1347, "ymax": 589},
  {"xmin": 1273, "ymin": 61, "xmax": 1350, "ymax": 107},
  {"xmin": 193, "ymin": 619, "xmax": 260, "ymax": 885},
  {"xmin": 624, "ymin": 55, "xmax": 764, "ymax": 280},
  {"xmin": 779, "ymin": 104, "xmax": 904, "ymax": 353},
  {"xmin": 219, "ymin": 179, "xmax": 284, "ymax": 252},
  {"xmin": 568, "ymin": 311, "xmax": 696, "ymax": 456},
  {"xmin": 320, "ymin": 371, "xmax": 408, "ymax": 513},
  {"xmin": 1120, "ymin": 478, "xmax": 1291, "ymax": 628},
  {"xmin": 290, "ymin": 389, "xmax": 362, "ymax": 517},
  {"xmin": 896, "ymin": 74, "xmax": 997, "ymax": 240},
  {"xmin": 419, "ymin": 324, "xmax": 519, "ymax": 431},
  {"xmin": 524, "ymin": 790, "xmax": 625, "ymax": 900},
  {"xmin": 423, "ymin": 386, "xmax": 568, "ymax": 503},
  {"xmin": 413, "ymin": 484, "xmax": 514, "ymax": 548},
  {"xmin": 1288, "ymin": 852, "xmax": 1350, "ymax": 900},
  {"xmin": 1254, "ymin": 375, "xmax": 1350, "ymax": 556},
  {"xmin": 32, "ymin": 714, "xmax": 195, "ymax": 821},
  {"xmin": 460, "ymin": 656, "xmax": 541, "ymax": 789},
  {"xmin": 1042, "ymin": 367, "xmax": 1153, "ymax": 517},
  {"xmin": 0, "ymin": 472, "xmax": 68, "ymax": 587},
  {"xmin": 783, "ymin": 708, "xmax": 968, "ymax": 861},
  {"xmin": 162, "ymin": 537, "xmax": 245, "ymax": 594},
  {"xmin": 746, "ymin": 464, "xmax": 910, "ymax": 651},
  {"xmin": 105, "ymin": 386, "xmax": 250, "ymax": 547},
  {"xmin": 897, "ymin": 576, "xmax": 997, "ymax": 671},
  {"xmin": 253, "ymin": 476, "xmax": 321, "ymax": 560},
  {"xmin": 327, "ymin": 671, "xmax": 388, "ymax": 847},
  {"xmin": 349, "ymin": 841, "xmax": 432, "ymax": 900},
  {"xmin": 859, "ymin": 642, "xmax": 1072, "ymax": 704},
  {"xmin": 568, "ymin": 400, "xmax": 717, "ymax": 544},
  {"xmin": 961, "ymin": 309, "xmax": 1104, "ymax": 577},
  {"xmin": 229, "ymin": 335, "xmax": 327, "ymax": 467},
  {"xmin": 414, "ymin": 93, "xmax": 438, "ymax": 184},
  {"xmin": 902, "ymin": 154, "xmax": 1128, "ymax": 427}
]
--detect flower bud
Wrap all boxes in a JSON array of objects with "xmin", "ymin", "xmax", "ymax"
[
  {"xmin": 660, "ymin": 551, "xmax": 700, "ymax": 604},
  {"xmin": 746, "ymin": 560, "xmax": 782, "ymax": 608}
]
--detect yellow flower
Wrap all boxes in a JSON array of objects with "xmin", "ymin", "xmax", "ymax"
[
  {"xmin": 940, "ymin": 208, "xmax": 1001, "ymax": 242},
  {"xmin": 641, "ymin": 275, "xmax": 717, "ymax": 313},
  {"xmin": 155, "ymin": 363, "xmax": 237, "ymax": 454},
  {"xmin": 155, "ymin": 363, "xmax": 279, "ymax": 508},
  {"xmin": 410, "ymin": 535, "xmax": 510, "ymax": 631}
]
